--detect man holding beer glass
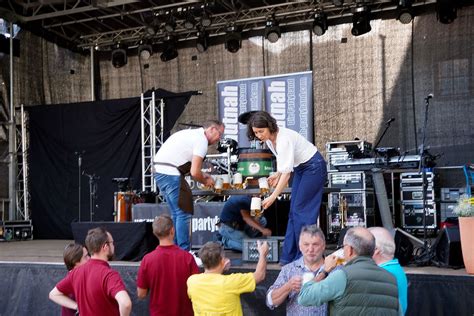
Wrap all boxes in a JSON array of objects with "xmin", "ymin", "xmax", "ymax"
[{"xmin": 247, "ymin": 111, "xmax": 327, "ymax": 265}]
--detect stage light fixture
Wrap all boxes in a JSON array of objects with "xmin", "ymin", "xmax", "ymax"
[
  {"xmin": 436, "ymin": 0, "xmax": 457, "ymax": 24},
  {"xmin": 397, "ymin": 0, "xmax": 414, "ymax": 24},
  {"xmin": 138, "ymin": 41, "xmax": 153, "ymax": 60},
  {"xmin": 184, "ymin": 10, "xmax": 196, "ymax": 30},
  {"xmin": 160, "ymin": 36, "xmax": 178, "ymax": 62},
  {"xmin": 351, "ymin": 6, "xmax": 371, "ymax": 36},
  {"xmin": 201, "ymin": 11, "xmax": 212, "ymax": 27},
  {"xmin": 111, "ymin": 44, "xmax": 127, "ymax": 68},
  {"xmin": 265, "ymin": 18, "xmax": 281, "ymax": 43},
  {"xmin": 164, "ymin": 15, "xmax": 176, "ymax": 32},
  {"xmin": 312, "ymin": 12, "xmax": 328, "ymax": 36},
  {"xmin": 196, "ymin": 31, "xmax": 209, "ymax": 53},
  {"xmin": 225, "ymin": 26, "xmax": 241, "ymax": 53}
]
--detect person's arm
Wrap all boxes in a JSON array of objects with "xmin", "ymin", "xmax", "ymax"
[
  {"xmin": 115, "ymin": 290, "xmax": 132, "ymax": 316},
  {"xmin": 298, "ymin": 270, "xmax": 346, "ymax": 307},
  {"xmin": 270, "ymin": 275, "xmax": 302, "ymax": 306},
  {"xmin": 136, "ymin": 287, "xmax": 148, "ymax": 300},
  {"xmin": 48, "ymin": 287, "xmax": 78, "ymax": 311},
  {"xmin": 190, "ymin": 155, "xmax": 214, "ymax": 186},
  {"xmin": 241, "ymin": 210, "xmax": 271, "ymax": 236},
  {"xmin": 253, "ymin": 241, "xmax": 269, "ymax": 284},
  {"xmin": 262, "ymin": 172, "xmax": 291, "ymax": 209}
]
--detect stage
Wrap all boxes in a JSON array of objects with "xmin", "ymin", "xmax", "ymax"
[{"xmin": 0, "ymin": 239, "xmax": 473, "ymax": 316}]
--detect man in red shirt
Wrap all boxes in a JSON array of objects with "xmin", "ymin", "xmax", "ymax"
[
  {"xmin": 49, "ymin": 227, "xmax": 132, "ymax": 316},
  {"xmin": 137, "ymin": 214, "xmax": 199, "ymax": 316}
]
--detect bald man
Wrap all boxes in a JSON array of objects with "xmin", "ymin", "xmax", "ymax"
[
  {"xmin": 369, "ymin": 227, "xmax": 408, "ymax": 315},
  {"xmin": 298, "ymin": 227, "xmax": 401, "ymax": 315}
]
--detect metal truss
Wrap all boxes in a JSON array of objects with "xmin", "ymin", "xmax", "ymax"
[
  {"xmin": 141, "ymin": 91, "xmax": 164, "ymax": 193},
  {"xmin": 14, "ymin": 105, "xmax": 30, "ymax": 220},
  {"xmin": 1, "ymin": 0, "xmax": 439, "ymax": 51}
]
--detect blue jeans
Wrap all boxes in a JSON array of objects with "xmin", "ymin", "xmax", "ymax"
[
  {"xmin": 219, "ymin": 217, "xmax": 267, "ymax": 252},
  {"xmin": 281, "ymin": 151, "xmax": 327, "ymax": 264},
  {"xmin": 154, "ymin": 173, "xmax": 192, "ymax": 251}
]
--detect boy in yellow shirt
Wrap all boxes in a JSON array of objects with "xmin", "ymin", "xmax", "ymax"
[{"xmin": 187, "ymin": 241, "xmax": 269, "ymax": 316}]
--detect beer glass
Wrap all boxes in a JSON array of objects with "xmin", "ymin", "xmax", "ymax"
[
  {"xmin": 332, "ymin": 248, "xmax": 345, "ymax": 265},
  {"xmin": 222, "ymin": 174, "xmax": 231, "ymax": 190},
  {"xmin": 250, "ymin": 197, "xmax": 262, "ymax": 217},
  {"xmin": 233, "ymin": 173, "xmax": 243, "ymax": 189},
  {"xmin": 214, "ymin": 176, "xmax": 223, "ymax": 194},
  {"xmin": 258, "ymin": 177, "xmax": 269, "ymax": 196}
]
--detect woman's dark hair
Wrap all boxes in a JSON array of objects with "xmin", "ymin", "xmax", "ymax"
[
  {"xmin": 246, "ymin": 111, "xmax": 279, "ymax": 141},
  {"xmin": 63, "ymin": 243, "xmax": 85, "ymax": 271}
]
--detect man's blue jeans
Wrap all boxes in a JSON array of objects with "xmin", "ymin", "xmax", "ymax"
[
  {"xmin": 219, "ymin": 217, "xmax": 267, "ymax": 252},
  {"xmin": 154, "ymin": 173, "xmax": 192, "ymax": 250}
]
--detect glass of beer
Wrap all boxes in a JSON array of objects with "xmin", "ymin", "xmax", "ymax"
[
  {"xmin": 258, "ymin": 177, "xmax": 269, "ymax": 196},
  {"xmin": 332, "ymin": 248, "xmax": 345, "ymax": 266},
  {"xmin": 250, "ymin": 197, "xmax": 262, "ymax": 217},
  {"xmin": 214, "ymin": 177, "xmax": 223, "ymax": 194},
  {"xmin": 233, "ymin": 173, "xmax": 243, "ymax": 189},
  {"xmin": 222, "ymin": 174, "xmax": 231, "ymax": 190}
]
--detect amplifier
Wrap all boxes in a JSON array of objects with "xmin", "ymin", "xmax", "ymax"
[
  {"xmin": 328, "ymin": 172, "xmax": 372, "ymax": 190},
  {"xmin": 400, "ymin": 172, "xmax": 434, "ymax": 183},
  {"xmin": 242, "ymin": 238, "xmax": 280, "ymax": 262},
  {"xmin": 326, "ymin": 140, "xmax": 372, "ymax": 153},
  {"xmin": 440, "ymin": 187, "xmax": 466, "ymax": 202},
  {"xmin": 402, "ymin": 203, "xmax": 437, "ymax": 229},
  {"xmin": 3, "ymin": 220, "xmax": 33, "ymax": 241},
  {"xmin": 401, "ymin": 187, "xmax": 435, "ymax": 202},
  {"xmin": 327, "ymin": 190, "xmax": 375, "ymax": 233},
  {"xmin": 327, "ymin": 152, "xmax": 349, "ymax": 172}
]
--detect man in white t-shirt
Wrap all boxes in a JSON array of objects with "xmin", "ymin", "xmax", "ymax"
[{"xmin": 153, "ymin": 120, "xmax": 224, "ymax": 250}]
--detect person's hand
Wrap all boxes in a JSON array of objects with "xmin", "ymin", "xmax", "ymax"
[
  {"xmin": 262, "ymin": 195, "xmax": 277, "ymax": 209},
  {"xmin": 267, "ymin": 173, "xmax": 280, "ymax": 187},
  {"xmin": 260, "ymin": 228, "xmax": 272, "ymax": 237},
  {"xmin": 288, "ymin": 275, "xmax": 303, "ymax": 293},
  {"xmin": 202, "ymin": 173, "xmax": 214, "ymax": 188},
  {"xmin": 223, "ymin": 257, "xmax": 231, "ymax": 271},
  {"xmin": 324, "ymin": 254, "xmax": 338, "ymax": 272},
  {"xmin": 257, "ymin": 240, "xmax": 270, "ymax": 258}
]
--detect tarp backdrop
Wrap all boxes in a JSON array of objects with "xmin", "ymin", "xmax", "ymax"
[{"xmin": 28, "ymin": 89, "xmax": 195, "ymax": 239}]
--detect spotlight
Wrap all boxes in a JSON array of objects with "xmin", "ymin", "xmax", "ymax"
[
  {"xmin": 111, "ymin": 44, "xmax": 127, "ymax": 68},
  {"xmin": 397, "ymin": 0, "xmax": 414, "ymax": 24},
  {"xmin": 160, "ymin": 36, "xmax": 178, "ymax": 62},
  {"xmin": 265, "ymin": 18, "xmax": 281, "ymax": 43},
  {"xmin": 201, "ymin": 11, "xmax": 212, "ymax": 27},
  {"xmin": 164, "ymin": 15, "xmax": 176, "ymax": 32},
  {"xmin": 436, "ymin": 0, "xmax": 457, "ymax": 24},
  {"xmin": 196, "ymin": 31, "xmax": 208, "ymax": 53},
  {"xmin": 313, "ymin": 12, "xmax": 328, "ymax": 36},
  {"xmin": 138, "ymin": 42, "xmax": 153, "ymax": 60},
  {"xmin": 184, "ymin": 10, "xmax": 196, "ymax": 30},
  {"xmin": 225, "ymin": 26, "xmax": 241, "ymax": 53},
  {"xmin": 351, "ymin": 6, "xmax": 371, "ymax": 36}
]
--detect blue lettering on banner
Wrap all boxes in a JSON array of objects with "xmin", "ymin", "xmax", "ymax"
[
  {"xmin": 268, "ymin": 81, "xmax": 286, "ymax": 127},
  {"xmin": 221, "ymin": 85, "xmax": 239, "ymax": 141}
]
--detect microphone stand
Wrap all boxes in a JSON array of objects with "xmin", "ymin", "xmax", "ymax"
[
  {"xmin": 418, "ymin": 95, "xmax": 432, "ymax": 257},
  {"xmin": 75, "ymin": 151, "xmax": 84, "ymax": 222},
  {"xmin": 84, "ymin": 172, "xmax": 99, "ymax": 222}
]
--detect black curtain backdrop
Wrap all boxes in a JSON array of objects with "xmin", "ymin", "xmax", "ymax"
[{"xmin": 28, "ymin": 89, "xmax": 195, "ymax": 239}]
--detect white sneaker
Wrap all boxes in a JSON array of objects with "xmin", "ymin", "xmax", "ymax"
[{"xmin": 189, "ymin": 250, "xmax": 203, "ymax": 268}]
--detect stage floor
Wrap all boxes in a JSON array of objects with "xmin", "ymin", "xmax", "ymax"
[{"xmin": 0, "ymin": 239, "xmax": 471, "ymax": 276}]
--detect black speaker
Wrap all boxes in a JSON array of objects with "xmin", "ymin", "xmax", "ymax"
[
  {"xmin": 394, "ymin": 229, "xmax": 414, "ymax": 266},
  {"xmin": 434, "ymin": 226, "xmax": 464, "ymax": 268}
]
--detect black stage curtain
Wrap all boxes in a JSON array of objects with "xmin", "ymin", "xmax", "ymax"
[
  {"xmin": 71, "ymin": 222, "xmax": 159, "ymax": 261},
  {"xmin": 28, "ymin": 89, "xmax": 195, "ymax": 239}
]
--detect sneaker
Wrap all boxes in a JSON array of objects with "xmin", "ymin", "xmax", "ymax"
[{"xmin": 189, "ymin": 250, "xmax": 203, "ymax": 268}]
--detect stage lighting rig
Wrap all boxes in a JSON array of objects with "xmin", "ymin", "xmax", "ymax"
[
  {"xmin": 196, "ymin": 30, "xmax": 209, "ymax": 53},
  {"xmin": 313, "ymin": 11, "xmax": 328, "ymax": 36},
  {"xmin": 225, "ymin": 25, "xmax": 242, "ymax": 53},
  {"xmin": 265, "ymin": 17, "xmax": 281, "ymax": 43},
  {"xmin": 138, "ymin": 41, "xmax": 153, "ymax": 60},
  {"xmin": 351, "ymin": 6, "xmax": 372, "ymax": 36},
  {"xmin": 111, "ymin": 44, "xmax": 127, "ymax": 68},
  {"xmin": 397, "ymin": 0, "xmax": 414, "ymax": 24},
  {"xmin": 160, "ymin": 36, "xmax": 178, "ymax": 62}
]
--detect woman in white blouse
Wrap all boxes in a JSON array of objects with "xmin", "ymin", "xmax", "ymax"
[{"xmin": 247, "ymin": 111, "xmax": 327, "ymax": 265}]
